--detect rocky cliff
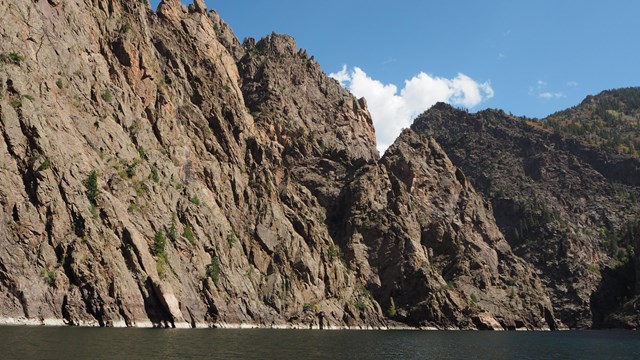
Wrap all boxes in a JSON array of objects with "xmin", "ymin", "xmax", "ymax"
[
  {"xmin": 338, "ymin": 130, "xmax": 556, "ymax": 329},
  {"xmin": 0, "ymin": 0, "xmax": 559, "ymax": 329},
  {"xmin": 413, "ymin": 103, "xmax": 640, "ymax": 328}
]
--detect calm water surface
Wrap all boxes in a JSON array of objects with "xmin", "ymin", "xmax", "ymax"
[{"xmin": 1, "ymin": 327, "xmax": 639, "ymax": 359}]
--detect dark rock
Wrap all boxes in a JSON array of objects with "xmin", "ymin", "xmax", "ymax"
[{"xmin": 412, "ymin": 103, "xmax": 640, "ymax": 328}]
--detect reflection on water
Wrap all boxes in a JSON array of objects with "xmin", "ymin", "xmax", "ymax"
[{"xmin": 1, "ymin": 327, "xmax": 639, "ymax": 360}]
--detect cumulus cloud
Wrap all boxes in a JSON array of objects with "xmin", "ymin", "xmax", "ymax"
[{"xmin": 329, "ymin": 65, "xmax": 494, "ymax": 152}]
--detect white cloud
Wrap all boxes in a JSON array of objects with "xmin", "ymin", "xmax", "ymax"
[
  {"xmin": 529, "ymin": 80, "xmax": 565, "ymax": 100},
  {"xmin": 330, "ymin": 65, "xmax": 351, "ymax": 86},
  {"xmin": 567, "ymin": 81, "xmax": 579, "ymax": 87},
  {"xmin": 539, "ymin": 92, "xmax": 565, "ymax": 99},
  {"xmin": 329, "ymin": 66, "xmax": 494, "ymax": 152}
]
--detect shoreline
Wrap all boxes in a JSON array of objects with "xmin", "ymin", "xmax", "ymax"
[
  {"xmin": 0, "ymin": 317, "xmax": 563, "ymax": 331},
  {"xmin": 0, "ymin": 317, "xmax": 420, "ymax": 330}
]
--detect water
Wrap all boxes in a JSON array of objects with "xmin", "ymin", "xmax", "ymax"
[{"xmin": 1, "ymin": 327, "xmax": 639, "ymax": 359}]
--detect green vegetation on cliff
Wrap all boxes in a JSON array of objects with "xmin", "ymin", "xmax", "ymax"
[{"xmin": 543, "ymin": 88, "xmax": 640, "ymax": 156}]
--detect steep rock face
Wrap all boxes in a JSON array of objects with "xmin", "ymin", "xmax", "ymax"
[
  {"xmin": 0, "ymin": 0, "xmax": 557, "ymax": 329},
  {"xmin": 338, "ymin": 130, "xmax": 556, "ymax": 330},
  {"xmin": 413, "ymin": 103, "xmax": 640, "ymax": 328},
  {"xmin": 237, "ymin": 33, "xmax": 378, "ymax": 215},
  {"xmin": 238, "ymin": 33, "xmax": 378, "ymax": 165},
  {"xmin": 0, "ymin": 0, "xmax": 378, "ymax": 328}
]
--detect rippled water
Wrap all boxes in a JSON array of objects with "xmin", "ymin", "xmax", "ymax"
[{"xmin": 1, "ymin": 327, "xmax": 639, "ymax": 359}]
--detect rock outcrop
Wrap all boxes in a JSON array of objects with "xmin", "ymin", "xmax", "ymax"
[{"xmin": 339, "ymin": 130, "xmax": 556, "ymax": 330}]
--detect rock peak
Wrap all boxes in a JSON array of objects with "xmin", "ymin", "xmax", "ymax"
[
  {"xmin": 189, "ymin": 0, "xmax": 207, "ymax": 14},
  {"xmin": 255, "ymin": 33, "xmax": 298, "ymax": 56},
  {"xmin": 432, "ymin": 101, "xmax": 455, "ymax": 111}
]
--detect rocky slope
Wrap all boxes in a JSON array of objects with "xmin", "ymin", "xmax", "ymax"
[
  {"xmin": 338, "ymin": 130, "xmax": 556, "ymax": 329},
  {"xmin": 413, "ymin": 103, "xmax": 640, "ymax": 328},
  {"xmin": 544, "ymin": 88, "xmax": 640, "ymax": 158},
  {"xmin": 0, "ymin": 0, "xmax": 558, "ymax": 329}
]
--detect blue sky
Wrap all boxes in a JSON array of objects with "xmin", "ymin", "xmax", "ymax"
[{"xmin": 151, "ymin": 0, "xmax": 640, "ymax": 149}]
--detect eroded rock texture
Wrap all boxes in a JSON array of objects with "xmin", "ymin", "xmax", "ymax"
[{"xmin": 0, "ymin": 0, "xmax": 601, "ymax": 329}]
